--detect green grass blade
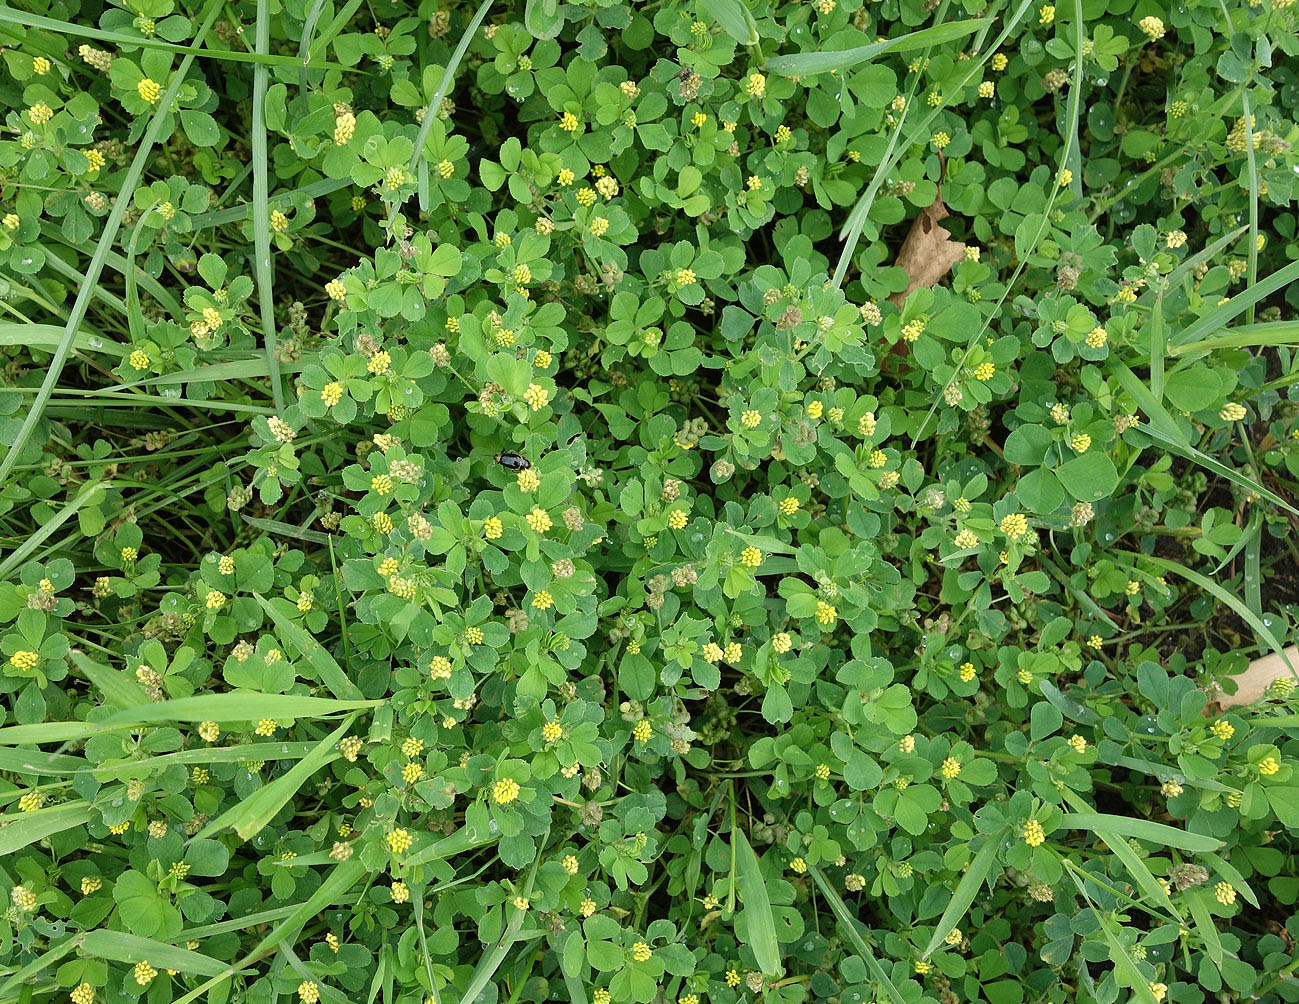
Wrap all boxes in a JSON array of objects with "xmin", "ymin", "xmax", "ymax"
[
  {"xmin": 0, "ymin": 801, "xmax": 93, "ymax": 854},
  {"xmin": 78, "ymin": 931, "xmax": 227, "ymax": 978},
  {"xmin": 0, "ymin": 480, "xmax": 108, "ymax": 582},
  {"xmin": 766, "ymin": 18, "xmax": 986, "ymax": 75},
  {"xmin": 1168, "ymin": 321, "xmax": 1299, "ymax": 357},
  {"xmin": 195, "ymin": 713, "xmax": 356, "ymax": 842},
  {"xmin": 0, "ymin": 6, "xmax": 352, "ymax": 69},
  {"xmin": 97, "ymin": 692, "xmax": 378, "ymax": 728},
  {"xmin": 807, "ymin": 862, "xmax": 907, "ymax": 1004},
  {"xmin": 1057, "ymin": 811, "xmax": 1221, "ymax": 852},
  {"xmin": 252, "ymin": 0, "xmax": 285, "ymax": 413},
  {"xmin": 0, "ymin": 323, "xmax": 125, "ymax": 357},
  {"xmin": 700, "ymin": 0, "xmax": 758, "ymax": 46},
  {"xmin": 921, "ymin": 828, "xmax": 1006, "ymax": 957},
  {"xmin": 1063, "ymin": 860, "xmax": 1161, "ymax": 1004},
  {"xmin": 92, "ymin": 741, "xmax": 322, "ymax": 781},
  {"xmin": 256, "ymin": 594, "xmax": 363, "ymax": 699},
  {"xmin": 1142, "ymin": 554, "xmax": 1297, "ymax": 676},
  {"xmin": 69, "ymin": 650, "xmax": 151, "ymax": 710},
  {"xmin": 732, "ymin": 825, "xmax": 782, "ymax": 976},
  {"xmin": 0, "ymin": 0, "xmax": 224, "ymax": 487},
  {"xmin": 1170, "ymin": 258, "xmax": 1299, "ymax": 348},
  {"xmin": 1186, "ymin": 888, "xmax": 1226, "ymax": 967},
  {"xmin": 385, "ymin": 0, "xmax": 494, "ymax": 233}
]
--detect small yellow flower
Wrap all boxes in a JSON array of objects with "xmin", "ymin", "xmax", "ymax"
[
  {"xmin": 1220, "ymin": 402, "xmax": 1247, "ymax": 422},
  {"xmin": 633, "ymin": 719, "xmax": 652, "ymax": 742},
  {"xmin": 1023, "ymin": 819, "xmax": 1046, "ymax": 846},
  {"xmin": 299, "ymin": 982, "xmax": 320, "ymax": 1004},
  {"xmin": 1149, "ymin": 983, "xmax": 1168, "ymax": 1003},
  {"xmin": 517, "ymin": 468, "xmax": 540, "ymax": 492},
  {"xmin": 1259, "ymin": 756, "xmax": 1281, "ymax": 776},
  {"xmin": 493, "ymin": 778, "xmax": 521, "ymax": 804},
  {"xmin": 772, "ymin": 632, "xmax": 792, "ymax": 653},
  {"xmin": 978, "ymin": 80, "xmax": 995, "ymax": 98},
  {"xmin": 1057, "ymin": 168, "xmax": 1072, "ymax": 186},
  {"xmin": 325, "ymin": 278, "xmax": 347, "ymax": 301},
  {"xmin": 128, "ymin": 348, "xmax": 150, "ymax": 370},
  {"xmin": 780, "ymin": 496, "xmax": 800, "ymax": 514},
  {"xmin": 1214, "ymin": 881, "xmax": 1236, "ymax": 905},
  {"xmin": 676, "ymin": 268, "xmax": 697, "ymax": 286},
  {"xmin": 562, "ymin": 853, "xmax": 579, "ymax": 874},
  {"xmin": 204, "ymin": 589, "xmax": 226, "ymax": 610},
  {"xmin": 367, "ymin": 350, "xmax": 391, "ymax": 375},
  {"xmin": 991, "ymin": 53, "xmax": 1008, "ymax": 70},
  {"xmin": 269, "ymin": 209, "xmax": 289, "ymax": 233},
  {"xmin": 932, "ymin": 131, "xmax": 950, "ymax": 150},
  {"xmin": 1070, "ymin": 433, "xmax": 1091, "ymax": 453},
  {"xmin": 741, "ymin": 409, "xmax": 761, "ymax": 428},
  {"xmin": 1139, "ymin": 15, "xmax": 1166, "ymax": 40},
  {"xmin": 815, "ymin": 600, "xmax": 837, "ymax": 625},
  {"xmin": 532, "ymin": 590, "xmax": 553, "ymax": 610},
  {"xmin": 71, "ymin": 982, "xmax": 95, "ymax": 1004},
  {"xmin": 1086, "ymin": 326, "xmax": 1108, "ymax": 348},
  {"xmin": 1000, "ymin": 513, "xmax": 1029, "ymax": 539},
  {"xmin": 703, "ymin": 643, "xmax": 723, "ymax": 663},
  {"xmin": 438, "ymin": 159, "xmax": 454, "ymax": 179},
  {"xmin": 959, "ymin": 661, "xmax": 976, "ymax": 682},
  {"xmin": 523, "ymin": 383, "xmax": 550, "ymax": 410},
  {"xmin": 557, "ymin": 168, "xmax": 575, "ymax": 186},
  {"xmin": 974, "ymin": 361, "xmax": 996, "ymax": 381},
  {"xmin": 741, "ymin": 546, "xmax": 762, "ymax": 567},
  {"xmin": 526, "ymin": 507, "xmax": 552, "ymax": 533},
  {"xmin": 1067, "ymin": 734, "xmax": 1087, "ymax": 753},
  {"xmin": 1210, "ymin": 719, "xmax": 1235, "ymax": 740},
  {"xmin": 745, "ymin": 71, "xmax": 766, "ymax": 97},
  {"xmin": 133, "ymin": 962, "xmax": 157, "ymax": 986},
  {"xmin": 1166, "ymin": 230, "xmax": 1187, "ymax": 248},
  {"xmin": 1039, "ymin": 4, "xmax": 1054, "ymax": 23},
  {"xmin": 255, "ymin": 718, "xmax": 277, "ymax": 736},
  {"xmin": 790, "ymin": 856, "xmax": 807, "ymax": 874},
  {"xmin": 691, "ymin": 111, "xmax": 707, "ymax": 127},
  {"xmin": 484, "ymin": 517, "xmax": 503, "ymax": 540},
  {"xmin": 580, "ymin": 897, "xmax": 597, "ymax": 917},
  {"xmin": 589, "ymin": 216, "xmax": 609, "ymax": 237},
  {"xmin": 815, "ymin": 763, "xmax": 831, "ymax": 780},
  {"xmin": 631, "ymin": 941, "xmax": 653, "ymax": 962},
  {"xmin": 137, "ymin": 78, "xmax": 161, "ymax": 103},
  {"xmin": 559, "ymin": 112, "xmax": 579, "ymax": 132},
  {"xmin": 667, "ymin": 509, "xmax": 688, "ymax": 530},
  {"xmin": 371, "ymin": 474, "xmax": 392, "ymax": 495},
  {"xmin": 807, "ymin": 400, "xmax": 824, "ymax": 419},
  {"xmin": 940, "ymin": 757, "xmax": 962, "ymax": 779}
]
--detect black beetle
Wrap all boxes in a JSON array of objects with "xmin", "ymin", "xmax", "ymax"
[{"xmin": 494, "ymin": 452, "xmax": 531, "ymax": 471}]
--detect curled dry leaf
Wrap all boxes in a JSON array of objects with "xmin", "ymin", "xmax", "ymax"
[{"xmin": 887, "ymin": 189, "xmax": 967, "ymax": 308}]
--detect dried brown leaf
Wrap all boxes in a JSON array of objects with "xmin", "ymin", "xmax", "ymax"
[{"xmin": 887, "ymin": 192, "xmax": 966, "ymax": 308}]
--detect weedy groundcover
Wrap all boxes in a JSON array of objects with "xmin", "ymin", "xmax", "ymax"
[{"xmin": 0, "ymin": 0, "xmax": 1298, "ymax": 1001}]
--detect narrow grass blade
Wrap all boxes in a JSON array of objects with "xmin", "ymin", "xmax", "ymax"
[
  {"xmin": 1169, "ymin": 321, "xmax": 1299, "ymax": 357},
  {"xmin": 1201, "ymin": 851, "xmax": 1259, "ymax": 908},
  {"xmin": 0, "ymin": 480, "xmax": 108, "ymax": 582},
  {"xmin": 1143, "ymin": 554, "xmax": 1296, "ymax": 676},
  {"xmin": 79, "ymin": 931, "xmax": 227, "ymax": 977},
  {"xmin": 922, "ymin": 829, "xmax": 1006, "ymax": 957},
  {"xmin": 1058, "ymin": 811, "xmax": 1220, "ymax": 852},
  {"xmin": 1061, "ymin": 791, "xmax": 1184, "ymax": 924},
  {"xmin": 240, "ymin": 516, "xmax": 333, "ymax": 545},
  {"xmin": 92, "ymin": 741, "xmax": 322, "ymax": 781},
  {"xmin": 0, "ymin": 324, "xmax": 124, "ymax": 357},
  {"xmin": 0, "ymin": 6, "xmax": 351, "ymax": 68},
  {"xmin": 1185, "ymin": 888, "xmax": 1226, "ymax": 967},
  {"xmin": 196, "ymin": 713, "xmax": 356, "ymax": 841},
  {"xmin": 172, "ymin": 858, "xmax": 368, "ymax": 1004},
  {"xmin": 732, "ymin": 825, "xmax": 782, "ymax": 976},
  {"xmin": 766, "ymin": 19, "xmax": 985, "ymax": 75},
  {"xmin": 0, "ymin": 936, "xmax": 80, "ymax": 1001},
  {"xmin": 700, "ymin": 0, "xmax": 758, "ymax": 45},
  {"xmin": 385, "ymin": 0, "xmax": 494, "ymax": 233},
  {"xmin": 256, "ymin": 594, "xmax": 363, "ymax": 699},
  {"xmin": 189, "ymin": 178, "xmax": 351, "ymax": 230},
  {"xmin": 0, "ymin": 801, "xmax": 93, "ymax": 854},
  {"xmin": 70, "ymin": 651, "xmax": 151, "ymax": 710},
  {"xmin": 253, "ymin": 0, "xmax": 285, "ymax": 413},
  {"xmin": 1170, "ymin": 258, "xmax": 1299, "ymax": 348},
  {"xmin": 808, "ymin": 862, "xmax": 906, "ymax": 1004},
  {"xmin": 1063, "ymin": 861, "xmax": 1161, "ymax": 1004},
  {"xmin": 0, "ymin": 0, "xmax": 224, "ymax": 486},
  {"xmin": 459, "ymin": 828, "xmax": 548, "ymax": 1002},
  {"xmin": 0, "ymin": 748, "xmax": 86, "ymax": 777}
]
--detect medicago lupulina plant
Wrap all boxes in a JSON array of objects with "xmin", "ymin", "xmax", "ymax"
[{"xmin": 1, "ymin": 0, "xmax": 1299, "ymax": 1001}]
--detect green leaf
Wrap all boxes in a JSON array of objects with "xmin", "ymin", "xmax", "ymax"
[
  {"xmin": 701, "ymin": 0, "xmax": 758, "ymax": 45},
  {"xmin": 733, "ymin": 825, "xmax": 782, "ymax": 976},
  {"xmin": 79, "ymin": 931, "xmax": 227, "ymax": 977},
  {"xmin": 922, "ymin": 830, "xmax": 1006, "ymax": 957},
  {"xmin": 765, "ymin": 20, "xmax": 986, "ymax": 75},
  {"xmin": 1057, "ymin": 812, "xmax": 1220, "ymax": 852},
  {"xmin": 256, "ymin": 594, "xmax": 364, "ymax": 699},
  {"xmin": 1055, "ymin": 452, "xmax": 1119, "ymax": 502}
]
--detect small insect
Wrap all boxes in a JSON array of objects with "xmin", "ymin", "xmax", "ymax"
[
  {"xmin": 494, "ymin": 451, "xmax": 531, "ymax": 472},
  {"xmin": 678, "ymin": 66, "xmax": 693, "ymax": 82}
]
